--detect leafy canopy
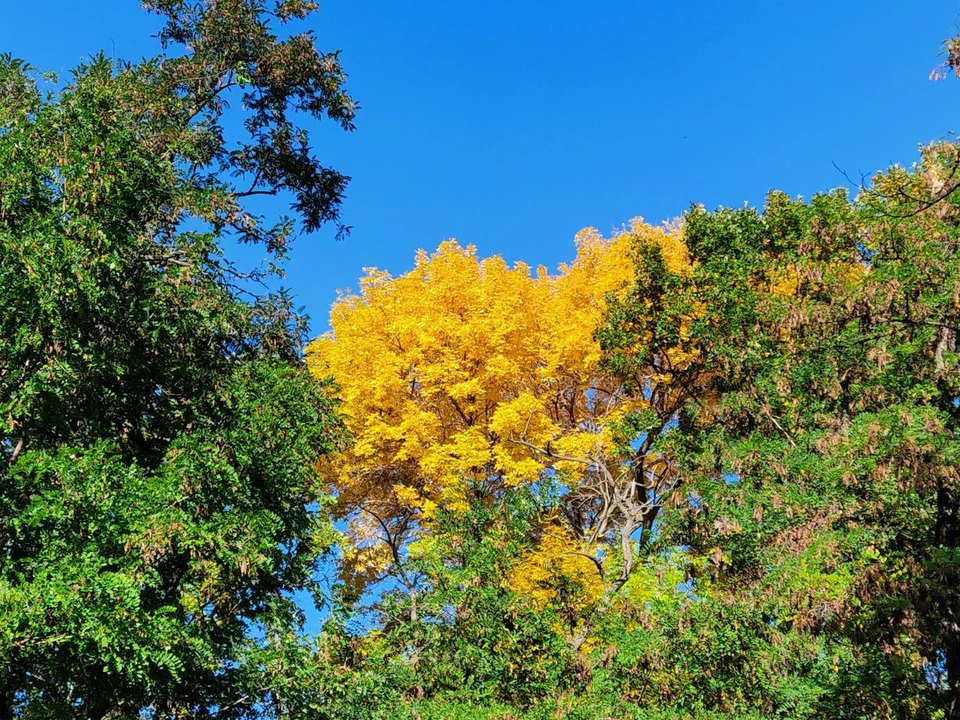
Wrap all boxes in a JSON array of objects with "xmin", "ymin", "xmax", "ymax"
[
  {"xmin": 307, "ymin": 223, "xmax": 703, "ymax": 643},
  {"xmin": 0, "ymin": 1, "xmax": 351, "ymax": 717},
  {"xmin": 601, "ymin": 146, "xmax": 960, "ymax": 718}
]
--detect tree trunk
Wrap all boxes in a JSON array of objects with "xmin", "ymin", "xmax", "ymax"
[
  {"xmin": 0, "ymin": 689, "xmax": 14, "ymax": 720},
  {"xmin": 939, "ymin": 485, "xmax": 960, "ymax": 719},
  {"xmin": 946, "ymin": 640, "xmax": 960, "ymax": 720}
]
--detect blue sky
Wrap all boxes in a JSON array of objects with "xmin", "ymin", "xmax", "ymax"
[{"xmin": 3, "ymin": 1, "xmax": 960, "ymax": 336}]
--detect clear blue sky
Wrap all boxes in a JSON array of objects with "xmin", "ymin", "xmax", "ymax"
[{"xmin": 3, "ymin": 1, "xmax": 960, "ymax": 337}]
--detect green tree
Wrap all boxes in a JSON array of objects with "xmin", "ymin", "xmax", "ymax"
[
  {"xmin": 601, "ymin": 145, "xmax": 960, "ymax": 718},
  {"xmin": 0, "ymin": 1, "xmax": 352, "ymax": 716},
  {"xmin": 276, "ymin": 486, "xmax": 578, "ymax": 720}
]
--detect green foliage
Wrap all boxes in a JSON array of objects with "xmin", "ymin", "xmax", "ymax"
[
  {"xmin": 390, "ymin": 490, "xmax": 576, "ymax": 707},
  {"xmin": 0, "ymin": 1, "xmax": 351, "ymax": 717},
  {"xmin": 5, "ymin": 5, "xmax": 960, "ymax": 718},
  {"xmin": 275, "ymin": 145, "xmax": 960, "ymax": 720},
  {"xmin": 601, "ymin": 151, "xmax": 960, "ymax": 717},
  {"xmin": 225, "ymin": 487, "xmax": 580, "ymax": 719}
]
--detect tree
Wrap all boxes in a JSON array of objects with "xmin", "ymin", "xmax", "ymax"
[
  {"xmin": 0, "ymin": 1, "xmax": 351, "ymax": 716},
  {"xmin": 601, "ymin": 147, "xmax": 960, "ymax": 717},
  {"xmin": 306, "ymin": 225, "xmax": 698, "ymax": 646}
]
